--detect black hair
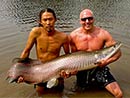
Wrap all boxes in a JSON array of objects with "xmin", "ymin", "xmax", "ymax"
[{"xmin": 39, "ymin": 8, "xmax": 56, "ymax": 27}]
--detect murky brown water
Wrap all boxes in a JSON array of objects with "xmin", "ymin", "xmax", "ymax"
[{"xmin": 0, "ymin": 0, "xmax": 130, "ymax": 98}]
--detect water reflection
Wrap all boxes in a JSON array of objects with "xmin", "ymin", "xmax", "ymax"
[{"xmin": 1, "ymin": 0, "xmax": 129, "ymax": 35}]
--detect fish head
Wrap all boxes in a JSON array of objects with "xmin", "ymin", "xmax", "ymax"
[
  {"xmin": 106, "ymin": 41, "xmax": 122, "ymax": 54},
  {"xmin": 113, "ymin": 41, "xmax": 122, "ymax": 49},
  {"xmin": 98, "ymin": 41, "xmax": 122, "ymax": 61},
  {"xmin": 6, "ymin": 62, "xmax": 29, "ymax": 83}
]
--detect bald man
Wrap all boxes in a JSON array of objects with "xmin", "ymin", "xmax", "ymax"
[{"xmin": 69, "ymin": 9, "xmax": 123, "ymax": 98}]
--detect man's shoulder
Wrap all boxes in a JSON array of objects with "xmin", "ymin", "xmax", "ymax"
[
  {"xmin": 32, "ymin": 27, "xmax": 43, "ymax": 33},
  {"xmin": 95, "ymin": 26, "xmax": 114, "ymax": 44},
  {"xmin": 56, "ymin": 30, "xmax": 67, "ymax": 37},
  {"xmin": 29, "ymin": 27, "xmax": 42, "ymax": 37},
  {"xmin": 96, "ymin": 26, "xmax": 109, "ymax": 34},
  {"xmin": 73, "ymin": 27, "xmax": 81, "ymax": 33},
  {"xmin": 55, "ymin": 30, "xmax": 69, "ymax": 42},
  {"xmin": 70, "ymin": 27, "xmax": 81, "ymax": 38},
  {"xmin": 70, "ymin": 27, "xmax": 81, "ymax": 37},
  {"xmin": 31, "ymin": 27, "xmax": 41, "ymax": 32}
]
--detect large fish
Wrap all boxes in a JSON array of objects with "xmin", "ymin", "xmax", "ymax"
[{"xmin": 7, "ymin": 42, "xmax": 122, "ymax": 88}]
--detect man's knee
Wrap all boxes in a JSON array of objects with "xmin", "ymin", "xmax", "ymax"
[
  {"xmin": 111, "ymin": 83, "xmax": 123, "ymax": 98},
  {"xmin": 105, "ymin": 82, "xmax": 123, "ymax": 98},
  {"xmin": 114, "ymin": 89, "xmax": 123, "ymax": 98}
]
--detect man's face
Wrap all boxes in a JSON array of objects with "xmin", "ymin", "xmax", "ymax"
[
  {"xmin": 80, "ymin": 10, "xmax": 94, "ymax": 31},
  {"xmin": 40, "ymin": 12, "xmax": 56, "ymax": 33}
]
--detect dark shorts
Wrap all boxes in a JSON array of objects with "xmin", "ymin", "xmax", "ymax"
[
  {"xmin": 76, "ymin": 66, "xmax": 116, "ymax": 89},
  {"xmin": 34, "ymin": 77, "xmax": 64, "ymax": 91}
]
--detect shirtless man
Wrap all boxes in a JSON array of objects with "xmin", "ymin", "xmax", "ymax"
[
  {"xmin": 18, "ymin": 8, "xmax": 70, "ymax": 95},
  {"xmin": 69, "ymin": 9, "xmax": 123, "ymax": 98}
]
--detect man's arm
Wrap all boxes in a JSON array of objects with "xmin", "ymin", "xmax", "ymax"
[
  {"xmin": 17, "ymin": 28, "xmax": 38, "ymax": 83},
  {"xmin": 62, "ymin": 35, "xmax": 70, "ymax": 54},
  {"xmin": 69, "ymin": 34, "xmax": 77, "ymax": 53},
  {"xmin": 98, "ymin": 49, "xmax": 121, "ymax": 67},
  {"xmin": 60, "ymin": 35, "xmax": 78, "ymax": 78},
  {"xmin": 98, "ymin": 30, "xmax": 122, "ymax": 67},
  {"xmin": 20, "ymin": 28, "xmax": 38, "ymax": 58}
]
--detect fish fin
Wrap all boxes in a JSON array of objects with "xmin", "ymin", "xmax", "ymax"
[{"xmin": 46, "ymin": 78, "xmax": 58, "ymax": 88}]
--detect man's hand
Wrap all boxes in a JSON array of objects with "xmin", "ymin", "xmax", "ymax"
[
  {"xmin": 60, "ymin": 70, "xmax": 77, "ymax": 78},
  {"xmin": 97, "ymin": 59, "xmax": 108, "ymax": 67},
  {"xmin": 17, "ymin": 76, "xmax": 24, "ymax": 83}
]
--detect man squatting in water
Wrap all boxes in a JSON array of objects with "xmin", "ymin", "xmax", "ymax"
[
  {"xmin": 16, "ymin": 8, "xmax": 72, "ymax": 95},
  {"xmin": 69, "ymin": 9, "xmax": 123, "ymax": 98}
]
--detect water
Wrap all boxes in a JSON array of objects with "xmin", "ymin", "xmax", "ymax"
[{"xmin": 0, "ymin": 0, "xmax": 130, "ymax": 98}]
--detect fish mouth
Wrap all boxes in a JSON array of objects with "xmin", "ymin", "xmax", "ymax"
[{"xmin": 6, "ymin": 76, "xmax": 18, "ymax": 83}]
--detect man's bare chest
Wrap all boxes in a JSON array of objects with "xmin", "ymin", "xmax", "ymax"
[
  {"xmin": 36, "ymin": 36, "xmax": 63, "ymax": 51},
  {"xmin": 75, "ymin": 35, "xmax": 103, "ymax": 51}
]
